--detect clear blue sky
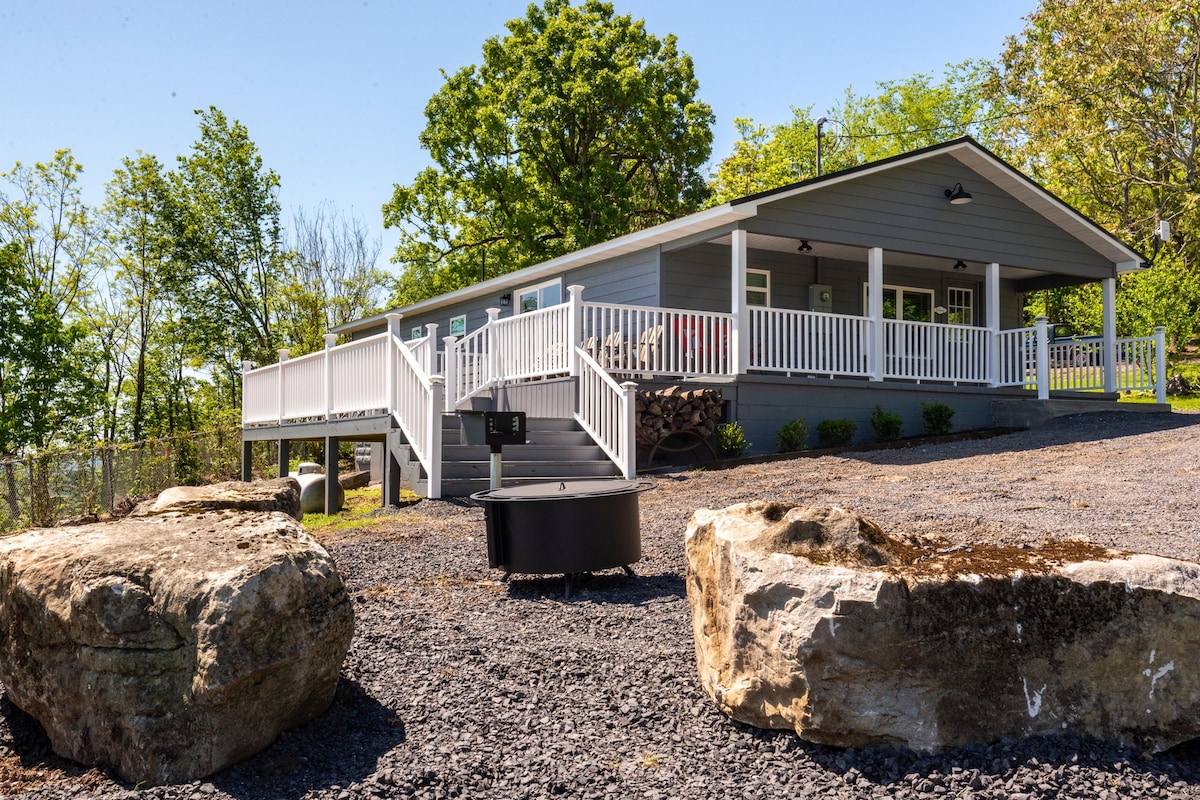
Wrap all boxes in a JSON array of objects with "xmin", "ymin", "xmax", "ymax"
[{"xmin": 2, "ymin": 0, "xmax": 1035, "ymax": 265}]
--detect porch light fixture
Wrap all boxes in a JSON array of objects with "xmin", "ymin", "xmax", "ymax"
[
  {"xmin": 797, "ymin": 240, "xmax": 813, "ymax": 252},
  {"xmin": 953, "ymin": 260, "xmax": 968, "ymax": 270},
  {"xmin": 499, "ymin": 293, "xmax": 511, "ymax": 307},
  {"xmin": 944, "ymin": 183, "xmax": 973, "ymax": 204}
]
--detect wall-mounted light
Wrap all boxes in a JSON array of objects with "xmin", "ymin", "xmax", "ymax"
[
  {"xmin": 797, "ymin": 239, "xmax": 813, "ymax": 252},
  {"xmin": 499, "ymin": 293, "xmax": 511, "ymax": 306},
  {"xmin": 944, "ymin": 183, "xmax": 973, "ymax": 205},
  {"xmin": 953, "ymin": 260, "xmax": 968, "ymax": 270}
]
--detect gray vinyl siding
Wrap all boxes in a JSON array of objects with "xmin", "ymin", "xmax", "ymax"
[
  {"xmin": 661, "ymin": 243, "xmax": 731, "ymax": 311},
  {"xmin": 750, "ymin": 154, "xmax": 1116, "ymax": 280},
  {"xmin": 564, "ymin": 250, "xmax": 660, "ymax": 305}
]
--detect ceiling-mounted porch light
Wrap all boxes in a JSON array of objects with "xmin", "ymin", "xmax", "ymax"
[
  {"xmin": 798, "ymin": 240, "xmax": 813, "ymax": 252},
  {"xmin": 944, "ymin": 183, "xmax": 973, "ymax": 204},
  {"xmin": 953, "ymin": 260, "xmax": 968, "ymax": 270}
]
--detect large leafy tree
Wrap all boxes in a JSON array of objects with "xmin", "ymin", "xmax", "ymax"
[
  {"xmin": 989, "ymin": 0, "xmax": 1200, "ymax": 345},
  {"xmin": 709, "ymin": 60, "xmax": 999, "ymax": 203},
  {"xmin": 384, "ymin": 0, "xmax": 715, "ymax": 304},
  {"xmin": 165, "ymin": 107, "xmax": 287, "ymax": 379}
]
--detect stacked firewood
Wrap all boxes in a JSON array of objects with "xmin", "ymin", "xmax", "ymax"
[{"xmin": 635, "ymin": 386, "xmax": 724, "ymax": 446}]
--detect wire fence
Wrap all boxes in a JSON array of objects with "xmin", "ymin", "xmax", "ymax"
[{"xmin": 0, "ymin": 428, "xmax": 276, "ymax": 533}]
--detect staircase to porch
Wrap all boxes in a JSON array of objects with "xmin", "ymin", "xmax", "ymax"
[{"xmin": 394, "ymin": 414, "xmax": 622, "ymax": 498}]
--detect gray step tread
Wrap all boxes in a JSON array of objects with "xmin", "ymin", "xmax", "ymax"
[
  {"xmin": 429, "ymin": 475, "xmax": 627, "ymax": 497},
  {"xmin": 440, "ymin": 444, "xmax": 608, "ymax": 461},
  {"xmin": 440, "ymin": 430, "xmax": 595, "ymax": 447},
  {"xmin": 440, "ymin": 461, "xmax": 620, "ymax": 479}
]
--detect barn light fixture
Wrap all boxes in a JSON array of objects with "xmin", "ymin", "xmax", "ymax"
[
  {"xmin": 797, "ymin": 240, "xmax": 813, "ymax": 252},
  {"xmin": 944, "ymin": 183, "xmax": 973, "ymax": 204},
  {"xmin": 953, "ymin": 260, "xmax": 968, "ymax": 270}
]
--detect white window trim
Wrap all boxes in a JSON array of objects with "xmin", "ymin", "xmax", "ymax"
[
  {"xmin": 516, "ymin": 277, "xmax": 564, "ymax": 313},
  {"xmin": 746, "ymin": 268, "xmax": 771, "ymax": 307},
  {"xmin": 411, "ymin": 326, "xmax": 423, "ymax": 340},
  {"xmin": 449, "ymin": 314, "xmax": 467, "ymax": 338},
  {"xmin": 862, "ymin": 283, "xmax": 936, "ymax": 321},
  {"xmin": 947, "ymin": 287, "xmax": 974, "ymax": 325}
]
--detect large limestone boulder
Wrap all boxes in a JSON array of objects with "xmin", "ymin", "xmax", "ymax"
[
  {"xmin": 686, "ymin": 501, "xmax": 1200, "ymax": 753},
  {"xmin": 0, "ymin": 478, "xmax": 354, "ymax": 785}
]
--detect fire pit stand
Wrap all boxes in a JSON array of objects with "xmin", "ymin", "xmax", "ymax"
[{"xmin": 471, "ymin": 479, "xmax": 655, "ymax": 599}]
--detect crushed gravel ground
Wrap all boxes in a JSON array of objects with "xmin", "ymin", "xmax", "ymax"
[{"xmin": 3, "ymin": 410, "xmax": 1200, "ymax": 799}]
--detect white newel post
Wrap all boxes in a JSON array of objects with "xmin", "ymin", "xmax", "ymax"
[
  {"xmin": 1102, "ymin": 277, "xmax": 1117, "ymax": 393},
  {"xmin": 1155, "ymin": 326, "xmax": 1167, "ymax": 405},
  {"xmin": 730, "ymin": 229, "xmax": 748, "ymax": 375},
  {"xmin": 986, "ymin": 263, "xmax": 1001, "ymax": 386},
  {"xmin": 323, "ymin": 334, "xmax": 337, "ymax": 420},
  {"xmin": 868, "ymin": 247, "xmax": 884, "ymax": 381},
  {"xmin": 386, "ymin": 313, "xmax": 402, "ymax": 417},
  {"xmin": 427, "ymin": 376, "xmax": 445, "ymax": 499},
  {"xmin": 276, "ymin": 348, "xmax": 289, "ymax": 425},
  {"xmin": 1035, "ymin": 316, "xmax": 1050, "ymax": 400},
  {"xmin": 486, "ymin": 307, "xmax": 501, "ymax": 384},
  {"xmin": 241, "ymin": 360, "xmax": 252, "ymax": 426},
  {"xmin": 567, "ymin": 284, "xmax": 584, "ymax": 377},
  {"xmin": 620, "ymin": 380, "xmax": 638, "ymax": 479},
  {"xmin": 442, "ymin": 336, "xmax": 459, "ymax": 412},
  {"xmin": 424, "ymin": 323, "xmax": 439, "ymax": 374}
]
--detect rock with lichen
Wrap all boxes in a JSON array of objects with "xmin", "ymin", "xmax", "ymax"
[
  {"xmin": 685, "ymin": 501, "xmax": 1200, "ymax": 752},
  {"xmin": 0, "ymin": 478, "xmax": 353, "ymax": 785}
]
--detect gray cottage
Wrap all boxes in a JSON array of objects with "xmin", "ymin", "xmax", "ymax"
[{"xmin": 241, "ymin": 137, "xmax": 1168, "ymax": 506}]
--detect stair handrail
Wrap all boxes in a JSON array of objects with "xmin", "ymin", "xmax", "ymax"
[
  {"xmin": 445, "ymin": 309, "xmax": 499, "ymax": 410},
  {"xmin": 389, "ymin": 331, "xmax": 444, "ymax": 499},
  {"xmin": 575, "ymin": 346, "xmax": 636, "ymax": 479}
]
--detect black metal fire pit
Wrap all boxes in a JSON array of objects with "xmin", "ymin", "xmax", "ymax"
[{"xmin": 471, "ymin": 479, "xmax": 655, "ymax": 598}]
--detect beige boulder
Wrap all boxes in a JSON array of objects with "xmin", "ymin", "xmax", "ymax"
[
  {"xmin": 686, "ymin": 501, "xmax": 1200, "ymax": 753},
  {"xmin": 0, "ymin": 478, "xmax": 354, "ymax": 785}
]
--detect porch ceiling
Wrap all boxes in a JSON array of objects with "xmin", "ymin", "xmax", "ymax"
[{"xmin": 708, "ymin": 232, "xmax": 1049, "ymax": 281}]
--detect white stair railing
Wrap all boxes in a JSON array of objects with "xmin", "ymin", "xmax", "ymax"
[
  {"xmin": 575, "ymin": 347, "xmax": 636, "ymax": 479},
  {"xmin": 390, "ymin": 332, "xmax": 444, "ymax": 499}
]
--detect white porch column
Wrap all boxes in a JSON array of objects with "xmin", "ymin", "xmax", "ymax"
[
  {"xmin": 1155, "ymin": 326, "xmax": 1168, "ymax": 405},
  {"xmin": 277, "ymin": 348, "xmax": 289, "ymax": 426},
  {"xmin": 730, "ymin": 229, "xmax": 748, "ymax": 375},
  {"xmin": 427, "ymin": 376, "xmax": 444, "ymax": 499},
  {"xmin": 1102, "ymin": 277, "xmax": 1117, "ymax": 393},
  {"xmin": 868, "ymin": 247, "xmax": 884, "ymax": 381},
  {"xmin": 424, "ymin": 322, "xmax": 439, "ymax": 374},
  {"xmin": 619, "ymin": 380, "xmax": 638, "ymax": 479},
  {"xmin": 1035, "ymin": 316, "xmax": 1050, "ymax": 400},
  {"xmin": 986, "ymin": 263, "xmax": 1001, "ymax": 386},
  {"xmin": 567, "ymin": 284, "xmax": 584, "ymax": 377}
]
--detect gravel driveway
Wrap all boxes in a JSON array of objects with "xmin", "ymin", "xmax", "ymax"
[{"xmin": 3, "ymin": 410, "xmax": 1200, "ymax": 799}]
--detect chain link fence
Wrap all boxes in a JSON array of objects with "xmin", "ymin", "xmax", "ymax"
[{"xmin": 0, "ymin": 428, "xmax": 277, "ymax": 533}]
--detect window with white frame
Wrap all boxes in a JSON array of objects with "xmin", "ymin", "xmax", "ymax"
[
  {"xmin": 745, "ymin": 269, "xmax": 771, "ymax": 307},
  {"xmin": 516, "ymin": 278, "xmax": 563, "ymax": 313},
  {"xmin": 411, "ymin": 326, "xmax": 423, "ymax": 340},
  {"xmin": 863, "ymin": 284, "xmax": 935, "ymax": 322},
  {"xmin": 947, "ymin": 287, "xmax": 973, "ymax": 325},
  {"xmin": 449, "ymin": 315, "xmax": 467, "ymax": 338}
]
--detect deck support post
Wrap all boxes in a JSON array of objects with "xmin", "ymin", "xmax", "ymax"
[
  {"xmin": 384, "ymin": 430, "xmax": 403, "ymax": 507},
  {"xmin": 986, "ymin": 263, "xmax": 1001, "ymax": 386},
  {"xmin": 868, "ymin": 247, "xmax": 884, "ymax": 381},
  {"xmin": 730, "ymin": 229, "xmax": 748, "ymax": 375},
  {"xmin": 324, "ymin": 436, "xmax": 340, "ymax": 515},
  {"xmin": 241, "ymin": 439, "xmax": 253, "ymax": 482},
  {"xmin": 1035, "ymin": 316, "xmax": 1050, "ymax": 400},
  {"xmin": 278, "ymin": 439, "xmax": 291, "ymax": 480},
  {"xmin": 1102, "ymin": 277, "xmax": 1117, "ymax": 393}
]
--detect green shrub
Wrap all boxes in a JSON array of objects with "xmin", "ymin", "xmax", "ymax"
[
  {"xmin": 775, "ymin": 419, "xmax": 809, "ymax": 452},
  {"xmin": 870, "ymin": 405, "xmax": 903, "ymax": 442},
  {"xmin": 714, "ymin": 422, "xmax": 750, "ymax": 459},
  {"xmin": 921, "ymin": 401, "xmax": 956, "ymax": 435},
  {"xmin": 816, "ymin": 418, "xmax": 856, "ymax": 448}
]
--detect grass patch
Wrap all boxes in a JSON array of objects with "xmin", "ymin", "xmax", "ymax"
[
  {"xmin": 1121, "ymin": 392, "xmax": 1200, "ymax": 411},
  {"xmin": 301, "ymin": 486, "xmax": 407, "ymax": 534}
]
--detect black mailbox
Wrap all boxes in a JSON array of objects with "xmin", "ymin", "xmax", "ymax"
[{"xmin": 461, "ymin": 411, "xmax": 527, "ymax": 446}]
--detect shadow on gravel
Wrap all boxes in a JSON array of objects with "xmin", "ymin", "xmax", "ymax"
[
  {"xmin": 210, "ymin": 677, "xmax": 405, "ymax": 800},
  {"xmin": 503, "ymin": 569, "xmax": 686, "ymax": 605}
]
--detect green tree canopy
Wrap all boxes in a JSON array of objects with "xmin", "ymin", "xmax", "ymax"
[
  {"xmin": 988, "ymin": 0, "xmax": 1200, "ymax": 345},
  {"xmin": 384, "ymin": 0, "xmax": 715, "ymax": 305},
  {"xmin": 709, "ymin": 60, "xmax": 999, "ymax": 204}
]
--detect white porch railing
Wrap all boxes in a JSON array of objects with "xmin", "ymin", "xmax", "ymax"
[
  {"xmin": 882, "ymin": 319, "xmax": 991, "ymax": 383},
  {"xmin": 748, "ymin": 307, "xmax": 870, "ymax": 376},
  {"xmin": 579, "ymin": 301, "xmax": 732, "ymax": 377},
  {"xmin": 575, "ymin": 347, "xmax": 637, "ymax": 479},
  {"xmin": 491, "ymin": 303, "xmax": 572, "ymax": 381},
  {"xmin": 329, "ymin": 334, "xmax": 390, "ymax": 415},
  {"xmin": 993, "ymin": 327, "xmax": 1036, "ymax": 388}
]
